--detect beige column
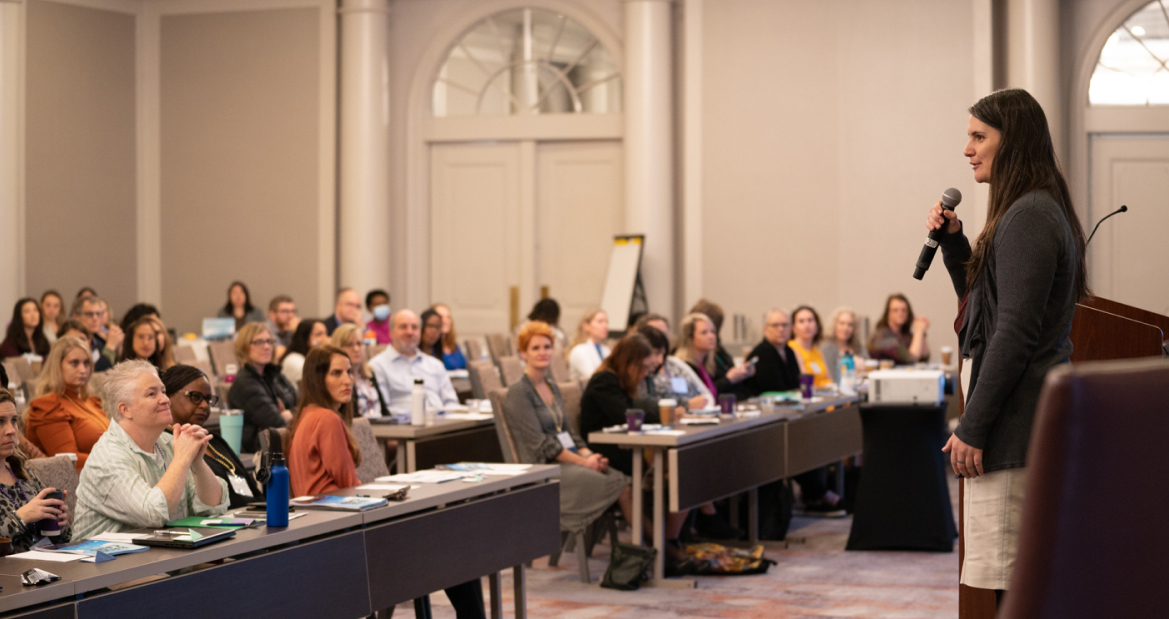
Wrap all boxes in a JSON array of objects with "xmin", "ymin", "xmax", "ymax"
[
  {"xmin": 624, "ymin": 0, "xmax": 675, "ymax": 322},
  {"xmin": 1006, "ymin": 0, "xmax": 1061, "ymax": 157},
  {"xmin": 338, "ymin": 0, "xmax": 391, "ymax": 296},
  {"xmin": 0, "ymin": 0, "xmax": 24, "ymax": 316}
]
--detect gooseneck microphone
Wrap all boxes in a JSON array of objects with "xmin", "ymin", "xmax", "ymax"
[
  {"xmin": 913, "ymin": 187, "xmax": 962, "ymax": 280},
  {"xmin": 1086, "ymin": 205, "xmax": 1128, "ymax": 246}
]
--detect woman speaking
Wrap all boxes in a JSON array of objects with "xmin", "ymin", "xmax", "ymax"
[{"xmin": 929, "ymin": 89, "xmax": 1087, "ymax": 605}]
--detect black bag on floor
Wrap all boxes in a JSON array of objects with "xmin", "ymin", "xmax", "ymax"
[
  {"xmin": 753, "ymin": 480, "xmax": 794, "ymax": 541},
  {"xmin": 601, "ymin": 543, "xmax": 656, "ymax": 591}
]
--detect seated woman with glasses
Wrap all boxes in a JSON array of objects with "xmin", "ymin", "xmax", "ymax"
[
  {"xmin": 330, "ymin": 324, "xmax": 389, "ymax": 419},
  {"xmin": 26, "ymin": 337, "xmax": 109, "ymax": 471},
  {"xmin": 162, "ymin": 365, "xmax": 262, "ymax": 508},
  {"xmin": 227, "ymin": 323, "xmax": 298, "ymax": 453}
]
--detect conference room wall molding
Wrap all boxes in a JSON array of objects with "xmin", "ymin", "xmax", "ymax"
[{"xmin": 0, "ymin": 0, "xmax": 24, "ymax": 319}]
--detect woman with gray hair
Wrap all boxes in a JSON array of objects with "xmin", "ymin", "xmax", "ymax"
[{"xmin": 73, "ymin": 360, "xmax": 228, "ymax": 539}]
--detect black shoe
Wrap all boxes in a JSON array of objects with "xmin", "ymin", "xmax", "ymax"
[
  {"xmin": 694, "ymin": 511, "xmax": 745, "ymax": 540},
  {"xmin": 798, "ymin": 501, "xmax": 847, "ymax": 518}
]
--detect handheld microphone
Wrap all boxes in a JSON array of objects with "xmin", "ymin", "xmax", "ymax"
[
  {"xmin": 1086, "ymin": 205, "xmax": 1127, "ymax": 246},
  {"xmin": 913, "ymin": 188, "xmax": 962, "ymax": 280}
]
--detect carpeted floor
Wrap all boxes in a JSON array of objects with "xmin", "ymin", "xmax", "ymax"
[{"xmin": 400, "ymin": 478, "xmax": 960, "ymax": 619}]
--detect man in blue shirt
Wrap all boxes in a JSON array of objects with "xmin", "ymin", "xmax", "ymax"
[{"xmin": 368, "ymin": 309, "xmax": 460, "ymax": 413}]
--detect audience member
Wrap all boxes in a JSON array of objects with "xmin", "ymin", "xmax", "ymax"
[
  {"xmin": 742, "ymin": 309, "xmax": 801, "ymax": 396},
  {"xmin": 419, "ymin": 309, "xmax": 444, "ymax": 361},
  {"xmin": 522, "ymin": 298, "xmax": 568, "ymax": 350},
  {"xmin": 228, "ymin": 323, "xmax": 298, "ymax": 453},
  {"xmin": 280, "ymin": 319, "xmax": 328, "ymax": 386},
  {"xmin": 674, "ymin": 313, "xmax": 755, "ymax": 399},
  {"xmin": 0, "ymin": 388, "xmax": 72, "ymax": 552},
  {"xmin": 286, "ymin": 346, "xmax": 361, "ymax": 496},
  {"xmin": 506, "ymin": 321, "xmax": 633, "ymax": 533},
  {"xmin": 635, "ymin": 321, "xmax": 710, "ymax": 410},
  {"xmin": 868, "ymin": 293, "xmax": 930, "ymax": 364},
  {"xmin": 266, "ymin": 295, "xmax": 299, "ymax": 353},
  {"xmin": 75, "ymin": 287, "xmax": 97, "ymax": 299},
  {"xmin": 323, "ymin": 288, "xmax": 363, "ymax": 335},
  {"xmin": 688, "ymin": 298, "xmax": 735, "ymax": 373},
  {"xmin": 71, "ymin": 295, "xmax": 121, "ymax": 372},
  {"xmin": 331, "ymin": 324, "xmax": 389, "ymax": 419},
  {"xmin": 431, "ymin": 303, "xmax": 467, "ymax": 370},
  {"xmin": 118, "ymin": 318, "xmax": 165, "ymax": 368},
  {"xmin": 788, "ymin": 306, "xmax": 832, "ymax": 388},
  {"xmin": 369, "ymin": 310, "xmax": 459, "ymax": 413},
  {"xmin": 364, "ymin": 289, "xmax": 391, "ymax": 344},
  {"xmin": 74, "ymin": 360, "xmax": 228, "ymax": 538},
  {"xmin": 118, "ymin": 303, "xmax": 160, "ymax": 333},
  {"xmin": 162, "ymin": 365, "xmax": 263, "ymax": 508},
  {"xmin": 218, "ymin": 281, "xmax": 265, "ymax": 332},
  {"xmin": 568, "ymin": 309, "xmax": 610, "ymax": 380},
  {"xmin": 145, "ymin": 316, "xmax": 176, "ymax": 370},
  {"xmin": 820, "ymin": 308, "xmax": 868, "ymax": 383},
  {"xmin": 27, "ymin": 337, "xmax": 108, "ymax": 470},
  {"xmin": 57, "ymin": 320, "xmax": 88, "ymax": 343},
  {"xmin": 39, "ymin": 290, "xmax": 64, "ymax": 344},
  {"xmin": 0, "ymin": 298, "xmax": 50, "ymax": 358}
]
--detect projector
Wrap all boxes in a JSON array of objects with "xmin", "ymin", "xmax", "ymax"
[{"xmin": 867, "ymin": 369, "xmax": 945, "ymax": 405}]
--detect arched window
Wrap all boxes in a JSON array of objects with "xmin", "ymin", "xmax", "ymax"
[
  {"xmin": 431, "ymin": 7, "xmax": 621, "ymax": 117},
  {"xmin": 1090, "ymin": 1, "xmax": 1169, "ymax": 105}
]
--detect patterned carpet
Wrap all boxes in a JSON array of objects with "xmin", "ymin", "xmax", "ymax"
[{"xmin": 401, "ymin": 480, "xmax": 960, "ymax": 619}]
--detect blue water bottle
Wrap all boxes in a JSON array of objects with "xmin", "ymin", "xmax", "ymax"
[{"xmin": 266, "ymin": 452, "xmax": 290, "ymax": 527}]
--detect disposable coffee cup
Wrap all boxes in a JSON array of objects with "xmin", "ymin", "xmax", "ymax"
[
  {"xmin": 0, "ymin": 537, "xmax": 12, "ymax": 556},
  {"xmin": 659, "ymin": 399, "xmax": 677, "ymax": 428},
  {"xmin": 40, "ymin": 491, "xmax": 64, "ymax": 537},
  {"xmin": 799, "ymin": 374, "xmax": 814, "ymax": 399},
  {"xmin": 219, "ymin": 410, "xmax": 244, "ymax": 455},
  {"xmin": 941, "ymin": 346, "xmax": 953, "ymax": 365},
  {"xmin": 625, "ymin": 409, "xmax": 644, "ymax": 433},
  {"xmin": 718, "ymin": 394, "xmax": 736, "ymax": 416}
]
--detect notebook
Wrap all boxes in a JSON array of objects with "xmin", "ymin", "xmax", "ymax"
[
  {"xmin": 129, "ymin": 527, "xmax": 237, "ymax": 549},
  {"xmin": 289, "ymin": 495, "xmax": 388, "ymax": 511}
]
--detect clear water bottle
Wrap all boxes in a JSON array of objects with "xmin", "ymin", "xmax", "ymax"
[
  {"xmin": 266, "ymin": 452, "xmax": 289, "ymax": 527},
  {"xmin": 840, "ymin": 353, "xmax": 856, "ymax": 395},
  {"xmin": 411, "ymin": 379, "xmax": 425, "ymax": 426}
]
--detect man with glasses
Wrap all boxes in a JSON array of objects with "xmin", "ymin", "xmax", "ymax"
[
  {"xmin": 266, "ymin": 295, "xmax": 299, "ymax": 356},
  {"xmin": 71, "ymin": 296, "xmax": 123, "ymax": 372},
  {"xmin": 742, "ymin": 309, "xmax": 800, "ymax": 396},
  {"xmin": 368, "ymin": 310, "xmax": 459, "ymax": 414},
  {"xmin": 323, "ymin": 288, "xmax": 363, "ymax": 335}
]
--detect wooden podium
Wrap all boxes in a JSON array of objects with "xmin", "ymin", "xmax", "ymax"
[{"xmin": 958, "ymin": 296, "xmax": 1167, "ymax": 618}]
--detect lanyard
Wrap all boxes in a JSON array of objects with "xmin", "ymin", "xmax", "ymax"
[{"xmin": 539, "ymin": 378, "xmax": 567, "ymax": 434}]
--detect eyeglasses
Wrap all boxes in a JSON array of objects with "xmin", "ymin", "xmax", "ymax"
[
  {"xmin": 181, "ymin": 391, "xmax": 220, "ymax": 406},
  {"xmin": 81, "ymin": 311, "xmax": 104, "ymax": 319},
  {"xmin": 251, "ymin": 338, "xmax": 276, "ymax": 347}
]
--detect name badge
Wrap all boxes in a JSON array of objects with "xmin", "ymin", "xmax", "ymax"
[
  {"xmin": 556, "ymin": 431, "xmax": 578, "ymax": 453},
  {"xmin": 228, "ymin": 474, "xmax": 254, "ymax": 497},
  {"xmin": 671, "ymin": 376, "xmax": 689, "ymax": 395},
  {"xmin": 809, "ymin": 362, "xmax": 821, "ymax": 375}
]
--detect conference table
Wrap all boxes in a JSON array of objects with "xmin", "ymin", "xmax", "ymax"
[
  {"xmin": 370, "ymin": 415, "xmax": 504, "ymax": 473},
  {"xmin": 0, "ymin": 466, "xmax": 560, "ymax": 619},
  {"xmin": 588, "ymin": 394, "xmax": 861, "ymax": 582}
]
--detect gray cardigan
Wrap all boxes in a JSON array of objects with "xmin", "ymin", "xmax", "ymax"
[
  {"xmin": 940, "ymin": 189, "xmax": 1078, "ymax": 473},
  {"xmin": 503, "ymin": 374, "xmax": 584, "ymax": 464}
]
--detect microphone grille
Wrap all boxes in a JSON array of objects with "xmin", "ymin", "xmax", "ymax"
[{"xmin": 942, "ymin": 187, "xmax": 962, "ymax": 209}]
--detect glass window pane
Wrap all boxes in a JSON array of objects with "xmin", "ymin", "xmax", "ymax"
[{"xmin": 1091, "ymin": 1, "xmax": 1169, "ymax": 105}]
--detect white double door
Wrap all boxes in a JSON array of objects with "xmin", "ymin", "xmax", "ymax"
[
  {"xmin": 1089, "ymin": 134, "xmax": 1169, "ymax": 316},
  {"xmin": 430, "ymin": 140, "xmax": 624, "ymax": 336}
]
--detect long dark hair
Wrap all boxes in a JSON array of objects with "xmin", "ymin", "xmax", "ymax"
[
  {"xmin": 118, "ymin": 318, "xmax": 163, "ymax": 367},
  {"xmin": 222, "ymin": 281, "xmax": 255, "ymax": 315},
  {"xmin": 419, "ymin": 309, "xmax": 442, "ymax": 358},
  {"xmin": 288, "ymin": 346, "xmax": 360, "ymax": 466},
  {"xmin": 597, "ymin": 334, "xmax": 653, "ymax": 397},
  {"xmin": 967, "ymin": 89, "xmax": 1088, "ymax": 299},
  {"xmin": 527, "ymin": 299, "xmax": 560, "ymax": 325},
  {"xmin": 875, "ymin": 294, "xmax": 915, "ymax": 336},
  {"xmin": 4, "ymin": 298, "xmax": 49, "ymax": 357},
  {"xmin": 281, "ymin": 319, "xmax": 323, "ymax": 364},
  {"xmin": 0, "ymin": 388, "xmax": 30, "ymax": 480},
  {"xmin": 791, "ymin": 305, "xmax": 823, "ymax": 346}
]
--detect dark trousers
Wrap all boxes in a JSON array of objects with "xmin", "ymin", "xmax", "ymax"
[
  {"xmin": 793, "ymin": 467, "xmax": 830, "ymax": 503},
  {"xmin": 443, "ymin": 579, "xmax": 485, "ymax": 619}
]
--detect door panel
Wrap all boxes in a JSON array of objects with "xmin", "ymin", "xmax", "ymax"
[
  {"xmin": 536, "ymin": 141, "xmax": 624, "ymax": 333},
  {"xmin": 1090, "ymin": 135, "xmax": 1169, "ymax": 316},
  {"xmin": 430, "ymin": 143, "xmax": 521, "ymax": 335}
]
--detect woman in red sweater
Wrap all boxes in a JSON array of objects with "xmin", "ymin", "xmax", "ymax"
[{"xmin": 286, "ymin": 345, "xmax": 361, "ymax": 496}]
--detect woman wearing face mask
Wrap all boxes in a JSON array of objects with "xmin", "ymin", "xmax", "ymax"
[
  {"xmin": 430, "ymin": 303, "xmax": 466, "ymax": 370},
  {"xmin": 364, "ymin": 290, "xmax": 392, "ymax": 345},
  {"xmin": 162, "ymin": 365, "xmax": 263, "ymax": 508}
]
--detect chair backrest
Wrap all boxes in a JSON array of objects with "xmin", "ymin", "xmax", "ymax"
[
  {"xmin": 1001, "ymin": 358, "xmax": 1169, "ymax": 619},
  {"xmin": 3, "ymin": 357, "xmax": 36, "ymax": 384},
  {"xmin": 558, "ymin": 380, "xmax": 584, "ymax": 436},
  {"xmin": 24, "ymin": 456, "xmax": 79, "ymax": 523},
  {"xmin": 87, "ymin": 372, "xmax": 108, "ymax": 399},
  {"xmin": 208, "ymin": 340, "xmax": 237, "ymax": 377},
  {"xmin": 191, "ymin": 359, "xmax": 215, "ymax": 383},
  {"xmin": 174, "ymin": 344, "xmax": 198, "ymax": 364},
  {"xmin": 467, "ymin": 360, "xmax": 503, "ymax": 400},
  {"xmin": 215, "ymin": 384, "xmax": 233, "ymax": 410},
  {"xmin": 549, "ymin": 354, "xmax": 570, "ymax": 384},
  {"xmin": 485, "ymin": 333, "xmax": 512, "ymax": 363},
  {"xmin": 487, "ymin": 387, "xmax": 518, "ymax": 464},
  {"xmin": 464, "ymin": 339, "xmax": 484, "ymax": 362},
  {"xmin": 351, "ymin": 417, "xmax": 389, "ymax": 483},
  {"xmin": 497, "ymin": 356, "xmax": 525, "ymax": 387},
  {"xmin": 368, "ymin": 344, "xmax": 387, "ymax": 360}
]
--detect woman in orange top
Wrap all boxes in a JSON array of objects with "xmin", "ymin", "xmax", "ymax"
[
  {"xmin": 788, "ymin": 306, "xmax": 833, "ymax": 389},
  {"xmin": 286, "ymin": 345, "xmax": 360, "ymax": 496},
  {"xmin": 26, "ymin": 336, "xmax": 110, "ymax": 471}
]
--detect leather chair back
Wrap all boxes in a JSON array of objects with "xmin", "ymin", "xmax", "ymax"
[
  {"xmin": 558, "ymin": 380, "xmax": 583, "ymax": 436},
  {"xmin": 468, "ymin": 360, "xmax": 502, "ymax": 399},
  {"xmin": 497, "ymin": 356, "xmax": 525, "ymax": 387},
  {"xmin": 485, "ymin": 334, "xmax": 512, "ymax": 363},
  {"xmin": 549, "ymin": 354, "xmax": 570, "ymax": 384},
  {"xmin": 487, "ymin": 387, "xmax": 518, "ymax": 464},
  {"xmin": 1001, "ymin": 358, "xmax": 1169, "ymax": 619}
]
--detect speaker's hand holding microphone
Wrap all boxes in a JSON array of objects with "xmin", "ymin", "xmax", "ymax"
[{"xmin": 913, "ymin": 188, "xmax": 962, "ymax": 280}]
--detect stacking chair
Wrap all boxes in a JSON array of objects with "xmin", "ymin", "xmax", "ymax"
[
  {"xmin": 485, "ymin": 333, "xmax": 512, "ymax": 363},
  {"xmin": 467, "ymin": 360, "xmax": 503, "ymax": 400},
  {"xmin": 464, "ymin": 339, "xmax": 484, "ymax": 362},
  {"xmin": 25, "ymin": 456, "xmax": 79, "ymax": 523},
  {"xmin": 351, "ymin": 417, "xmax": 390, "ymax": 483},
  {"xmin": 191, "ymin": 359, "xmax": 215, "ymax": 383},
  {"xmin": 3, "ymin": 357, "xmax": 36, "ymax": 386},
  {"xmin": 486, "ymin": 388, "xmax": 518, "ymax": 464},
  {"xmin": 548, "ymin": 354, "xmax": 570, "ymax": 384},
  {"xmin": 368, "ymin": 343, "xmax": 387, "ymax": 360},
  {"xmin": 497, "ymin": 356, "xmax": 525, "ymax": 387},
  {"xmin": 207, "ymin": 340, "xmax": 237, "ymax": 377},
  {"xmin": 173, "ymin": 345, "xmax": 198, "ymax": 365}
]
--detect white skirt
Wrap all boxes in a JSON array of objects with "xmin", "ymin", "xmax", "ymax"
[{"xmin": 961, "ymin": 467, "xmax": 1027, "ymax": 590}]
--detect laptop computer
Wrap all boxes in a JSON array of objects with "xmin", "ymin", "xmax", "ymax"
[{"xmin": 129, "ymin": 526, "xmax": 237, "ymax": 549}]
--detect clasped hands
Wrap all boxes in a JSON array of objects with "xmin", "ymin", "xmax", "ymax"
[{"xmin": 172, "ymin": 422, "xmax": 213, "ymax": 465}]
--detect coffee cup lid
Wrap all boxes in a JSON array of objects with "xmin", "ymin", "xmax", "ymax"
[{"xmin": 659, "ymin": 398, "xmax": 677, "ymax": 406}]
